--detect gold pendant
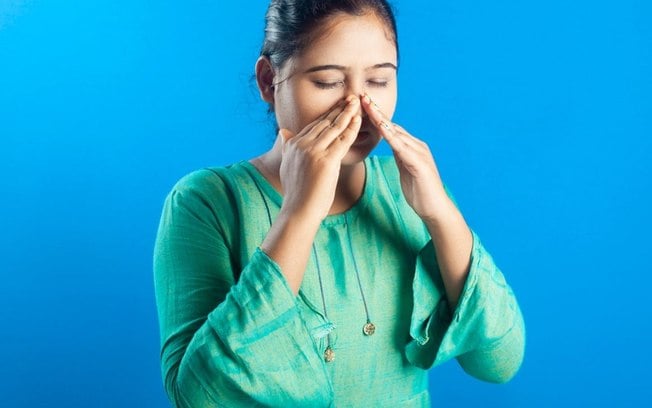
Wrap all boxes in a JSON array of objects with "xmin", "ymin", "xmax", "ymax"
[
  {"xmin": 363, "ymin": 322, "xmax": 376, "ymax": 336},
  {"xmin": 324, "ymin": 346, "xmax": 335, "ymax": 363}
]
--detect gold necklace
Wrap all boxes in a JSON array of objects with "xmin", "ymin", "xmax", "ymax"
[
  {"xmin": 312, "ymin": 215, "xmax": 375, "ymax": 363},
  {"xmin": 248, "ymin": 167, "xmax": 375, "ymax": 364}
]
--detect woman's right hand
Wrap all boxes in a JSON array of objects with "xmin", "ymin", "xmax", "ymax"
[{"xmin": 278, "ymin": 95, "xmax": 362, "ymax": 221}]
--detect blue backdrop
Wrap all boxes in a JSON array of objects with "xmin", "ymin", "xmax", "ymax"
[{"xmin": 2, "ymin": 0, "xmax": 650, "ymax": 406}]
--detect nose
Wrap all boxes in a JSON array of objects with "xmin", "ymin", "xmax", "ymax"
[
  {"xmin": 357, "ymin": 92, "xmax": 370, "ymax": 120},
  {"xmin": 349, "ymin": 97, "xmax": 366, "ymax": 119},
  {"xmin": 342, "ymin": 77, "xmax": 369, "ymax": 117},
  {"xmin": 345, "ymin": 85, "xmax": 367, "ymax": 117}
]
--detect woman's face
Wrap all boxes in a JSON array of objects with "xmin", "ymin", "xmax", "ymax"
[{"xmin": 272, "ymin": 12, "xmax": 398, "ymax": 165}]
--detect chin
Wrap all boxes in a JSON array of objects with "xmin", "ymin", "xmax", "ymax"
[{"xmin": 341, "ymin": 155, "xmax": 367, "ymax": 167}]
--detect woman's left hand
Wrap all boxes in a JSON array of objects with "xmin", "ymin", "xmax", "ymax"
[{"xmin": 361, "ymin": 93, "xmax": 450, "ymax": 224}]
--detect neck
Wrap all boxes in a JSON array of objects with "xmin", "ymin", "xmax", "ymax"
[{"xmin": 252, "ymin": 137, "xmax": 367, "ymax": 215}]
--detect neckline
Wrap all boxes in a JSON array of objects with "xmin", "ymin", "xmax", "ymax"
[{"xmin": 239, "ymin": 157, "xmax": 375, "ymax": 227}]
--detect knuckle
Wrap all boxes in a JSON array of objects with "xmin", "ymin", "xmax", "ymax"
[
  {"xmin": 337, "ymin": 130, "xmax": 351, "ymax": 140},
  {"xmin": 304, "ymin": 145, "xmax": 318, "ymax": 156},
  {"xmin": 335, "ymin": 121, "xmax": 348, "ymax": 131}
]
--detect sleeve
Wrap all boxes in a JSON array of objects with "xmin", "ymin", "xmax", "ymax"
[
  {"xmin": 153, "ymin": 170, "xmax": 333, "ymax": 407},
  {"xmin": 404, "ymin": 187, "xmax": 526, "ymax": 384}
]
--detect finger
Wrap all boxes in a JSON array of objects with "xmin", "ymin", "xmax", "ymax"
[
  {"xmin": 309, "ymin": 96, "xmax": 354, "ymax": 143},
  {"xmin": 360, "ymin": 94, "xmax": 421, "ymax": 153},
  {"xmin": 313, "ymin": 96, "xmax": 361, "ymax": 149},
  {"xmin": 360, "ymin": 96, "xmax": 405, "ymax": 152},
  {"xmin": 360, "ymin": 93, "xmax": 395, "ymax": 133},
  {"xmin": 385, "ymin": 125, "xmax": 431, "ymax": 170},
  {"xmin": 387, "ymin": 124, "xmax": 437, "ymax": 176},
  {"xmin": 296, "ymin": 98, "xmax": 349, "ymax": 140},
  {"xmin": 328, "ymin": 114, "xmax": 362, "ymax": 160},
  {"xmin": 360, "ymin": 92, "xmax": 397, "ymax": 139},
  {"xmin": 392, "ymin": 123, "xmax": 428, "ymax": 149},
  {"xmin": 360, "ymin": 92, "xmax": 386, "ymax": 122},
  {"xmin": 328, "ymin": 95, "xmax": 359, "ymax": 128},
  {"xmin": 316, "ymin": 97, "xmax": 350, "ymax": 129},
  {"xmin": 279, "ymin": 128, "xmax": 295, "ymax": 154},
  {"xmin": 279, "ymin": 128, "xmax": 294, "ymax": 141}
]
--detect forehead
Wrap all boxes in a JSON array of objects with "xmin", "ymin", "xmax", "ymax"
[{"xmin": 294, "ymin": 12, "xmax": 397, "ymax": 68}]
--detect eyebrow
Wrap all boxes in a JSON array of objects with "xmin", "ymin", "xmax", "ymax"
[{"xmin": 303, "ymin": 62, "xmax": 398, "ymax": 73}]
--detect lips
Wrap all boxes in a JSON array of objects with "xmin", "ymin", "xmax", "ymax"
[
  {"xmin": 354, "ymin": 132, "xmax": 369, "ymax": 143},
  {"xmin": 353, "ymin": 129, "xmax": 373, "ymax": 146},
  {"xmin": 351, "ymin": 119, "xmax": 377, "ymax": 147},
  {"xmin": 359, "ymin": 119, "xmax": 373, "ymax": 134}
]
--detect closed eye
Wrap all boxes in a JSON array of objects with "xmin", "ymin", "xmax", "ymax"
[
  {"xmin": 312, "ymin": 79, "xmax": 391, "ymax": 89},
  {"xmin": 367, "ymin": 79, "xmax": 390, "ymax": 88},
  {"xmin": 313, "ymin": 80, "xmax": 345, "ymax": 90}
]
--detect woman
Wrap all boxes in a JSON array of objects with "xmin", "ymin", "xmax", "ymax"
[{"xmin": 154, "ymin": 0, "xmax": 526, "ymax": 406}]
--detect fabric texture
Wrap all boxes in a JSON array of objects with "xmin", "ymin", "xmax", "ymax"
[{"xmin": 153, "ymin": 155, "xmax": 526, "ymax": 407}]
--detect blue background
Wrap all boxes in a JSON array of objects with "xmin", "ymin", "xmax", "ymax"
[{"xmin": 1, "ymin": 0, "xmax": 650, "ymax": 406}]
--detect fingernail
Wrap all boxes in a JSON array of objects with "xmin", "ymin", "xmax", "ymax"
[{"xmin": 363, "ymin": 93, "xmax": 371, "ymax": 104}]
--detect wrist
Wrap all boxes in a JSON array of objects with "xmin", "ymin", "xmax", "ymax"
[
  {"xmin": 281, "ymin": 206, "xmax": 323, "ymax": 230},
  {"xmin": 420, "ymin": 197, "xmax": 460, "ymax": 231},
  {"xmin": 279, "ymin": 198, "xmax": 329, "ymax": 226},
  {"xmin": 260, "ymin": 207, "xmax": 322, "ymax": 295},
  {"xmin": 261, "ymin": 206, "xmax": 322, "ymax": 255}
]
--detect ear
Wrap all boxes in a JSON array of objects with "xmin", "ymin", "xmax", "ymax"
[{"xmin": 255, "ymin": 56, "xmax": 276, "ymax": 105}]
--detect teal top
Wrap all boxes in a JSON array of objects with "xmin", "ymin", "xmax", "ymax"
[{"xmin": 153, "ymin": 156, "xmax": 525, "ymax": 407}]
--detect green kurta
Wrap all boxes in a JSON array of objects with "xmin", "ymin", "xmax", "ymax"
[{"xmin": 153, "ymin": 155, "xmax": 525, "ymax": 407}]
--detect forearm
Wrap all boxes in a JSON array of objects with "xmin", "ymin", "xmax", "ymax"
[
  {"xmin": 163, "ymin": 249, "xmax": 332, "ymax": 406},
  {"xmin": 260, "ymin": 207, "xmax": 322, "ymax": 295},
  {"xmin": 423, "ymin": 196, "xmax": 473, "ymax": 311}
]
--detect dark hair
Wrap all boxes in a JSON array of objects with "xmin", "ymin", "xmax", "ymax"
[{"xmin": 260, "ymin": 0, "xmax": 399, "ymax": 70}]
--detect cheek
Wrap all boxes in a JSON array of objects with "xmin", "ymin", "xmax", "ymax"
[
  {"xmin": 286, "ymin": 93, "xmax": 341, "ymax": 134},
  {"xmin": 366, "ymin": 87, "xmax": 397, "ymax": 119},
  {"xmin": 275, "ymin": 91, "xmax": 327, "ymax": 133},
  {"xmin": 293, "ymin": 89, "xmax": 342, "ymax": 128},
  {"xmin": 299, "ymin": 98, "xmax": 331, "ymax": 121}
]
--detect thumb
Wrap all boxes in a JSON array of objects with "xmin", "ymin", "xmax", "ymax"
[
  {"xmin": 279, "ymin": 128, "xmax": 295, "ymax": 153},
  {"xmin": 279, "ymin": 128, "xmax": 295, "ymax": 141}
]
